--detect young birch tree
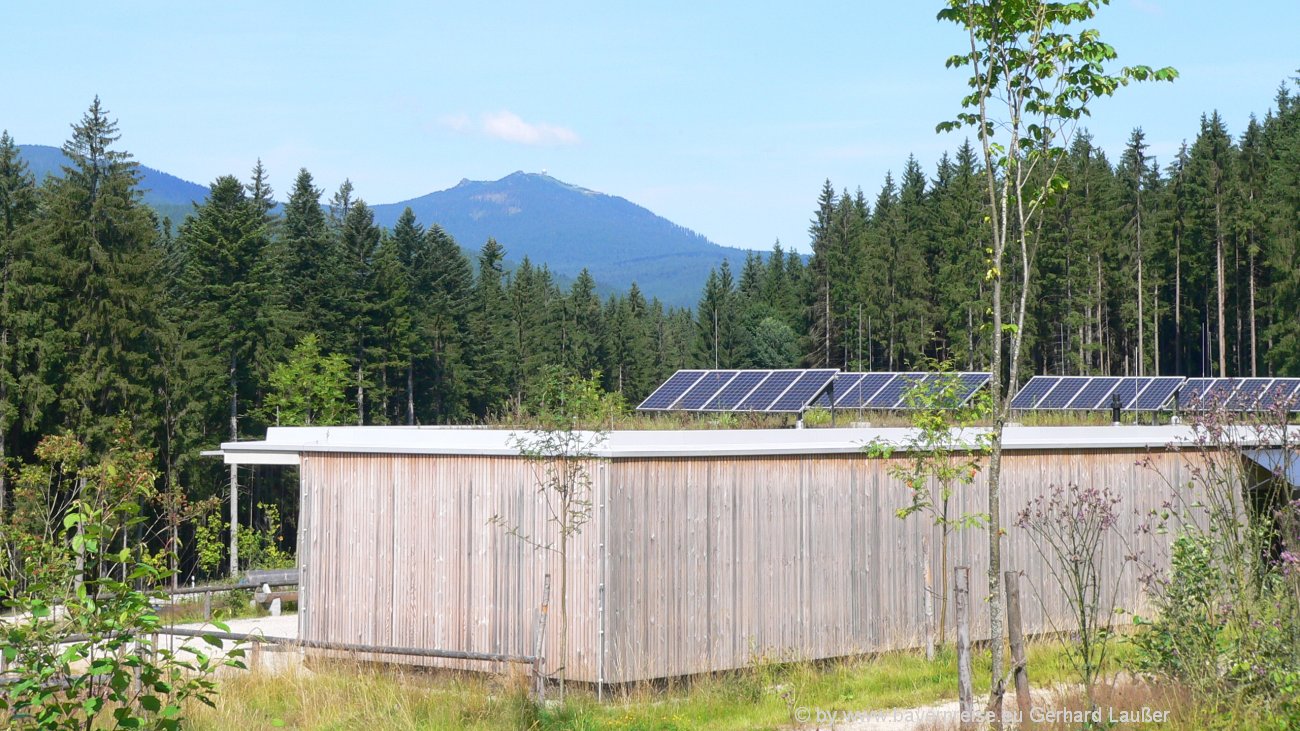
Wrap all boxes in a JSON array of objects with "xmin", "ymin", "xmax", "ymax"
[{"xmin": 935, "ymin": 0, "xmax": 1174, "ymax": 712}]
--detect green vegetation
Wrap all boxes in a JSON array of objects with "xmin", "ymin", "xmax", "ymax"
[
  {"xmin": 187, "ymin": 642, "xmax": 1091, "ymax": 731},
  {"xmin": 1, "ymin": 434, "xmax": 241, "ymax": 730}
]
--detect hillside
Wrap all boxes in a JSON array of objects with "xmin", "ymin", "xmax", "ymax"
[
  {"xmin": 371, "ymin": 172, "xmax": 754, "ymax": 307},
  {"xmin": 18, "ymin": 144, "xmax": 208, "ymax": 224}
]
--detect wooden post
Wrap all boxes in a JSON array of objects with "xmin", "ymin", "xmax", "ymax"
[
  {"xmin": 250, "ymin": 637, "xmax": 261, "ymax": 673},
  {"xmin": 532, "ymin": 573, "xmax": 552, "ymax": 701},
  {"xmin": 1005, "ymin": 570, "xmax": 1031, "ymax": 721},
  {"xmin": 955, "ymin": 566, "xmax": 973, "ymax": 729},
  {"xmin": 204, "ymin": 591, "xmax": 212, "ymax": 621}
]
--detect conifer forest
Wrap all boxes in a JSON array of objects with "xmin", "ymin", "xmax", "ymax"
[{"xmin": 2, "ymin": 76, "xmax": 1300, "ymax": 576}]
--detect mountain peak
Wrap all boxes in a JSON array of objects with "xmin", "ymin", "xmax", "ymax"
[{"xmin": 372, "ymin": 173, "xmax": 752, "ymax": 307}]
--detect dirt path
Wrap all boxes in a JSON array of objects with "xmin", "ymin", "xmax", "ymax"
[{"xmin": 794, "ymin": 688, "xmax": 1062, "ymax": 730}]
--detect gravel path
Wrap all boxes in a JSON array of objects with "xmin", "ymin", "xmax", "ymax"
[{"xmin": 157, "ymin": 612, "xmax": 302, "ymax": 675}]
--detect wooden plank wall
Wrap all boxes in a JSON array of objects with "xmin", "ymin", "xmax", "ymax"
[
  {"xmin": 602, "ymin": 448, "xmax": 1200, "ymax": 683},
  {"xmin": 298, "ymin": 447, "xmax": 1204, "ymax": 684},
  {"xmin": 298, "ymin": 453, "xmax": 603, "ymax": 679}
]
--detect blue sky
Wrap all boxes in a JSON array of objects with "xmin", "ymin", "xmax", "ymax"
[{"xmin": 4, "ymin": 1, "xmax": 1297, "ymax": 253}]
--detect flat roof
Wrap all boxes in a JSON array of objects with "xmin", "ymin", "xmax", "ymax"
[{"xmin": 213, "ymin": 424, "xmax": 1300, "ymax": 465}]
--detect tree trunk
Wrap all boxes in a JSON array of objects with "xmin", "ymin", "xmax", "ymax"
[
  {"xmin": 1153, "ymin": 283, "xmax": 1160, "ymax": 377},
  {"xmin": 407, "ymin": 361, "xmax": 416, "ymax": 425},
  {"xmin": 1136, "ymin": 183, "xmax": 1144, "ymax": 376},
  {"xmin": 356, "ymin": 358, "xmax": 365, "ymax": 425},
  {"xmin": 923, "ymin": 527, "xmax": 935, "ymax": 661},
  {"xmin": 1249, "ymin": 247, "xmax": 1257, "ymax": 377}
]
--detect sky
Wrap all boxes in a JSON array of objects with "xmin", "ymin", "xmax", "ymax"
[{"xmin": 3, "ymin": 1, "xmax": 1298, "ymax": 254}]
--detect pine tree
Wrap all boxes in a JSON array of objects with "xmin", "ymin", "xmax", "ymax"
[
  {"xmin": 423, "ymin": 225, "xmax": 475, "ymax": 421},
  {"xmin": 468, "ymin": 239, "xmax": 512, "ymax": 416},
  {"xmin": 0, "ymin": 131, "xmax": 38, "ymax": 512},
  {"xmin": 278, "ymin": 169, "xmax": 339, "ymax": 343},
  {"xmin": 1119, "ymin": 129, "xmax": 1153, "ymax": 375},
  {"xmin": 36, "ymin": 97, "xmax": 164, "ymax": 448},
  {"xmin": 563, "ymin": 269, "xmax": 603, "ymax": 378},
  {"xmin": 336, "ymin": 200, "xmax": 382, "ymax": 423},
  {"xmin": 1187, "ymin": 112, "xmax": 1236, "ymax": 376}
]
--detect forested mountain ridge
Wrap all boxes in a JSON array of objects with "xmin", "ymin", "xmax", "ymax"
[
  {"xmin": 371, "ymin": 172, "xmax": 755, "ymax": 307},
  {"xmin": 18, "ymin": 143, "xmax": 208, "ymax": 223},
  {"xmin": 17, "ymin": 144, "xmax": 753, "ymax": 307}
]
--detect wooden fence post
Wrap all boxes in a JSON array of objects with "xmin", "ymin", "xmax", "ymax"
[
  {"xmin": 204, "ymin": 590, "xmax": 212, "ymax": 621},
  {"xmin": 955, "ymin": 566, "xmax": 973, "ymax": 729},
  {"xmin": 1005, "ymin": 570, "xmax": 1031, "ymax": 721},
  {"xmin": 532, "ymin": 573, "xmax": 552, "ymax": 702}
]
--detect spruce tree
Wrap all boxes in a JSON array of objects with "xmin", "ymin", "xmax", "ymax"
[
  {"xmin": 36, "ymin": 97, "xmax": 164, "ymax": 448},
  {"xmin": 0, "ymin": 131, "xmax": 38, "ymax": 512}
]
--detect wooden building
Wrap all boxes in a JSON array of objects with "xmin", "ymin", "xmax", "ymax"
[{"xmin": 219, "ymin": 425, "xmax": 1296, "ymax": 684}]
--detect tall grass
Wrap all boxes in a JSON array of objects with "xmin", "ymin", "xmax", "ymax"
[{"xmin": 187, "ymin": 641, "xmax": 1094, "ymax": 730}]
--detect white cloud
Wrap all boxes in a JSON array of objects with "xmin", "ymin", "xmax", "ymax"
[{"xmin": 438, "ymin": 110, "xmax": 579, "ymax": 146}]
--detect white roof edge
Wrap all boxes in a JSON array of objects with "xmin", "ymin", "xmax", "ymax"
[{"xmin": 212, "ymin": 424, "xmax": 1300, "ymax": 460}]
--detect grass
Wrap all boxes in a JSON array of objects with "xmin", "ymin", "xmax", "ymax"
[
  {"xmin": 155, "ymin": 590, "xmax": 293, "ymax": 625},
  {"xmin": 185, "ymin": 640, "xmax": 1111, "ymax": 730}
]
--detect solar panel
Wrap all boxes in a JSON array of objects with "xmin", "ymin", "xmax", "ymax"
[
  {"xmin": 815, "ymin": 373, "xmax": 863, "ymax": 407},
  {"xmin": 1038, "ymin": 377, "xmax": 1091, "ymax": 409},
  {"xmin": 1176, "ymin": 378, "xmax": 1216, "ymax": 410},
  {"xmin": 1261, "ymin": 379, "xmax": 1300, "ymax": 412},
  {"xmin": 867, "ymin": 373, "xmax": 925, "ymax": 409},
  {"xmin": 768, "ymin": 370, "xmax": 838, "ymax": 412},
  {"xmin": 955, "ymin": 373, "xmax": 992, "ymax": 404},
  {"xmin": 1065, "ymin": 377, "xmax": 1120, "ymax": 410},
  {"xmin": 1226, "ymin": 378, "xmax": 1274, "ymax": 411},
  {"xmin": 735, "ymin": 370, "xmax": 802, "ymax": 410},
  {"xmin": 1177, "ymin": 377, "xmax": 1300, "ymax": 412},
  {"xmin": 1132, "ymin": 377, "xmax": 1184, "ymax": 411},
  {"xmin": 676, "ymin": 371, "xmax": 739, "ymax": 410},
  {"xmin": 703, "ymin": 371, "xmax": 769, "ymax": 411},
  {"xmin": 1010, "ymin": 376, "xmax": 1061, "ymax": 409},
  {"xmin": 637, "ymin": 370, "xmax": 706, "ymax": 410},
  {"xmin": 1111, "ymin": 377, "xmax": 1154, "ymax": 409},
  {"xmin": 837, "ymin": 372, "xmax": 899, "ymax": 405}
]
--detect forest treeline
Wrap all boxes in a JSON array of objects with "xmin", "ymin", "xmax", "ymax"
[
  {"xmin": 1, "ymin": 82, "xmax": 1299, "ymax": 575},
  {"xmin": 749, "ymin": 84, "xmax": 1300, "ymax": 381}
]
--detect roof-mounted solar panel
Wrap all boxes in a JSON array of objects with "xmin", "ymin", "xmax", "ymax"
[
  {"xmin": 703, "ymin": 370, "xmax": 769, "ymax": 411},
  {"xmin": 637, "ymin": 370, "xmax": 707, "ymax": 410},
  {"xmin": 1065, "ymin": 377, "xmax": 1120, "ymax": 410},
  {"xmin": 676, "ymin": 371, "xmax": 739, "ymax": 410},
  {"xmin": 1038, "ymin": 377, "xmax": 1091, "ymax": 409},
  {"xmin": 836, "ymin": 373, "xmax": 895, "ymax": 408},
  {"xmin": 768, "ymin": 370, "xmax": 837, "ymax": 412},
  {"xmin": 866, "ymin": 373, "xmax": 925, "ymax": 409},
  {"xmin": 813, "ymin": 372, "xmax": 863, "ymax": 408},
  {"xmin": 1010, "ymin": 376, "xmax": 1061, "ymax": 409},
  {"xmin": 1131, "ymin": 377, "xmax": 1184, "ymax": 411}
]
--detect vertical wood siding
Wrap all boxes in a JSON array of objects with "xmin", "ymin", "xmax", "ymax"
[{"xmin": 300, "ymin": 448, "xmax": 1203, "ymax": 683}]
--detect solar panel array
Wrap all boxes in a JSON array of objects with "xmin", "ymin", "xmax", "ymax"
[
  {"xmin": 638, "ymin": 369, "xmax": 992, "ymax": 413},
  {"xmin": 1009, "ymin": 376, "xmax": 1185, "ymax": 412},
  {"xmin": 1177, "ymin": 378, "xmax": 1300, "ymax": 412},
  {"xmin": 636, "ymin": 369, "xmax": 838, "ymax": 413},
  {"xmin": 816, "ymin": 372, "xmax": 991, "ymax": 410}
]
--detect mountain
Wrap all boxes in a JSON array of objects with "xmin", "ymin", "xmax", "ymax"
[
  {"xmin": 18, "ymin": 144, "xmax": 209, "ymax": 224},
  {"xmin": 371, "ymin": 172, "xmax": 754, "ymax": 308},
  {"xmin": 16, "ymin": 144, "xmax": 755, "ymax": 307}
]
